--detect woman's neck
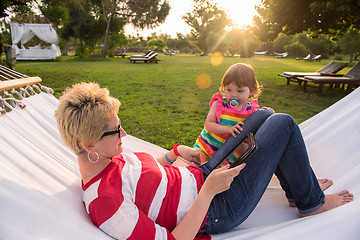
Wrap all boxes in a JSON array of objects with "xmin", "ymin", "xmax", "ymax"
[{"xmin": 77, "ymin": 154, "xmax": 112, "ymax": 185}]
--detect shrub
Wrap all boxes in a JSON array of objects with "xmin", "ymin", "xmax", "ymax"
[
  {"xmin": 285, "ymin": 42, "xmax": 307, "ymax": 57},
  {"xmin": 334, "ymin": 54, "xmax": 344, "ymax": 61}
]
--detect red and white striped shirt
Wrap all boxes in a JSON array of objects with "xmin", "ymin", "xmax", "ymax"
[{"xmin": 82, "ymin": 152, "xmax": 208, "ymax": 239}]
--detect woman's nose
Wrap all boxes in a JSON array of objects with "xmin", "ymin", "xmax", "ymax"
[{"xmin": 120, "ymin": 128, "xmax": 127, "ymax": 138}]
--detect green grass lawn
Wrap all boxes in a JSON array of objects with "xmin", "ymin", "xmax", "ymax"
[{"xmin": 14, "ymin": 54, "xmax": 353, "ymax": 149}]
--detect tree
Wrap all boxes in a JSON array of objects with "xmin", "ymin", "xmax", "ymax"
[
  {"xmin": 0, "ymin": 0, "xmax": 27, "ymax": 18},
  {"xmin": 0, "ymin": 0, "xmax": 27, "ymax": 56},
  {"xmin": 273, "ymin": 33, "xmax": 294, "ymax": 53},
  {"xmin": 164, "ymin": 33, "xmax": 191, "ymax": 52},
  {"xmin": 296, "ymin": 32, "xmax": 333, "ymax": 57},
  {"xmin": 231, "ymin": 29, "xmax": 258, "ymax": 58},
  {"xmin": 4, "ymin": 0, "xmax": 170, "ymax": 57},
  {"xmin": 284, "ymin": 42, "xmax": 307, "ymax": 57},
  {"xmin": 338, "ymin": 29, "xmax": 360, "ymax": 63},
  {"xmin": 39, "ymin": 0, "xmax": 69, "ymax": 29},
  {"xmin": 173, "ymin": 33, "xmax": 192, "ymax": 53},
  {"xmin": 147, "ymin": 38, "xmax": 167, "ymax": 52},
  {"xmin": 59, "ymin": 4, "xmax": 106, "ymax": 57},
  {"xmin": 254, "ymin": 0, "xmax": 360, "ymax": 41},
  {"xmin": 182, "ymin": 0, "xmax": 231, "ymax": 54},
  {"xmin": 99, "ymin": 0, "xmax": 170, "ymax": 58},
  {"xmin": 224, "ymin": 28, "xmax": 258, "ymax": 58},
  {"xmin": 40, "ymin": 0, "xmax": 169, "ymax": 57}
]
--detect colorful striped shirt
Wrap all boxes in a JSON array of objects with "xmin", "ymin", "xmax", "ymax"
[
  {"xmin": 194, "ymin": 93, "xmax": 259, "ymax": 162},
  {"xmin": 82, "ymin": 152, "xmax": 208, "ymax": 239}
]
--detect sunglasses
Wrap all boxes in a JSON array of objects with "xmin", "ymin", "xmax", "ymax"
[{"xmin": 101, "ymin": 121, "xmax": 121, "ymax": 138}]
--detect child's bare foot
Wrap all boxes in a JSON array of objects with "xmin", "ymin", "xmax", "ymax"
[
  {"xmin": 318, "ymin": 178, "xmax": 333, "ymax": 191},
  {"xmin": 299, "ymin": 190, "xmax": 353, "ymax": 217},
  {"xmin": 288, "ymin": 178, "xmax": 333, "ymax": 207}
]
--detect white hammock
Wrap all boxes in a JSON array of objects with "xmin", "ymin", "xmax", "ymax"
[{"xmin": 0, "ymin": 80, "xmax": 359, "ymax": 239}]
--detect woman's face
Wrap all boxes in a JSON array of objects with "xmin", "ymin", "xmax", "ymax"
[{"xmin": 95, "ymin": 116, "xmax": 126, "ymax": 160}]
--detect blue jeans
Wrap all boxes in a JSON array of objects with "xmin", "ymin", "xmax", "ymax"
[{"xmin": 199, "ymin": 110, "xmax": 325, "ymax": 234}]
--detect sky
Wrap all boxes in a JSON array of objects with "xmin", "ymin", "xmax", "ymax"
[{"xmin": 124, "ymin": 0, "xmax": 262, "ymax": 38}]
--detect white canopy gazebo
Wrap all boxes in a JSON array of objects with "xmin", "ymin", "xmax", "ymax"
[{"xmin": 10, "ymin": 22, "xmax": 61, "ymax": 60}]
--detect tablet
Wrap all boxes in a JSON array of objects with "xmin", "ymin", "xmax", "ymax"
[
  {"xmin": 229, "ymin": 132, "xmax": 257, "ymax": 168},
  {"xmin": 211, "ymin": 132, "xmax": 258, "ymax": 170}
]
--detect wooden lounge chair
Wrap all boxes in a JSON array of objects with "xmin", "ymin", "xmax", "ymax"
[
  {"xmin": 303, "ymin": 54, "xmax": 312, "ymax": 61},
  {"xmin": 278, "ymin": 61, "xmax": 348, "ymax": 87},
  {"xmin": 114, "ymin": 50, "xmax": 127, "ymax": 58},
  {"xmin": 312, "ymin": 54, "xmax": 322, "ymax": 62},
  {"xmin": 254, "ymin": 51, "xmax": 267, "ymax": 56},
  {"xmin": 128, "ymin": 50, "xmax": 153, "ymax": 59},
  {"xmin": 298, "ymin": 61, "xmax": 360, "ymax": 95},
  {"xmin": 129, "ymin": 52, "xmax": 160, "ymax": 64},
  {"xmin": 276, "ymin": 52, "xmax": 288, "ymax": 58}
]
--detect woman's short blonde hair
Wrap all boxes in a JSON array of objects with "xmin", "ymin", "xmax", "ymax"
[
  {"xmin": 219, "ymin": 63, "xmax": 262, "ymax": 100},
  {"xmin": 55, "ymin": 82, "xmax": 120, "ymax": 155}
]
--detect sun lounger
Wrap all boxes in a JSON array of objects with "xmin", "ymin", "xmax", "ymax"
[
  {"xmin": 129, "ymin": 52, "xmax": 160, "ymax": 64},
  {"xmin": 278, "ymin": 62, "xmax": 348, "ymax": 89},
  {"xmin": 275, "ymin": 52, "xmax": 288, "ymax": 58},
  {"xmin": 254, "ymin": 51, "xmax": 267, "ymax": 55},
  {"xmin": 298, "ymin": 61, "xmax": 360, "ymax": 94},
  {"xmin": 128, "ymin": 50, "xmax": 153, "ymax": 59},
  {"xmin": 312, "ymin": 54, "xmax": 322, "ymax": 62},
  {"xmin": 1, "ymin": 66, "xmax": 360, "ymax": 239},
  {"xmin": 303, "ymin": 54, "xmax": 311, "ymax": 61},
  {"xmin": 114, "ymin": 50, "xmax": 127, "ymax": 58}
]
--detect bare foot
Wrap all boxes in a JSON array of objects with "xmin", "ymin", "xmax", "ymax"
[
  {"xmin": 299, "ymin": 190, "xmax": 354, "ymax": 217},
  {"xmin": 289, "ymin": 202, "xmax": 296, "ymax": 207},
  {"xmin": 318, "ymin": 178, "xmax": 333, "ymax": 191},
  {"xmin": 288, "ymin": 179, "xmax": 333, "ymax": 207}
]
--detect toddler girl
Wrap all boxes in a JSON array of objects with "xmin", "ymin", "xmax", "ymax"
[{"xmin": 194, "ymin": 63, "xmax": 274, "ymax": 164}]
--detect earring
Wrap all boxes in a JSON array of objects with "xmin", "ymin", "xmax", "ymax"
[{"xmin": 88, "ymin": 152, "xmax": 99, "ymax": 164}]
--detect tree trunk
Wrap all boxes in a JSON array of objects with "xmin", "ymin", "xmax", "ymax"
[
  {"xmin": 349, "ymin": 52, "xmax": 354, "ymax": 63},
  {"xmin": 62, "ymin": 40, "xmax": 69, "ymax": 56},
  {"xmin": 101, "ymin": 1, "xmax": 115, "ymax": 59},
  {"xmin": 354, "ymin": 52, "xmax": 360, "ymax": 61},
  {"xmin": 0, "ymin": 33, "xmax": 3, "ymax": 57},
  {"xmin": 101, "ymin": 18, "xmax": 112, "ymax": 58},
  {"xmin": 79, "ymin": 39, "xmax": 84, "ymax": 57},
  {"xmin": 4, "ymin": 45, "xmax": 16, "ymax": 70}
]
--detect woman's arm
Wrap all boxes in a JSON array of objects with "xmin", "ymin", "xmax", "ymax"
[
  {"xmin": 205, "ymin": 100, "xmax": 243, "ymax": 137},
  {"xmin": 171, "ymin": 164, "xmax": 246, "ymax": 240},
  {"xmin": 156, "ymin": 145, "xmax": 201, "ymax": 166},
  {"xmin": 157, "ymin": 149, "xmax": 178, "ymax": 165}
]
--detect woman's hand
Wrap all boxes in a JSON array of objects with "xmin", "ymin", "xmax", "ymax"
[
  {"xmin": 177, "ymin": 145, "xmax": 201, "ymax": 165},
  {"xmin": 201, "ymin": 164, "xmax": 246, "ymax": 197},
  {"xmin": 171, "ymin": 163, "xmax": 246, "ymax": 240}
]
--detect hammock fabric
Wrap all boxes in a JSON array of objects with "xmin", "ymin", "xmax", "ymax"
[{"xmin": 0, "ymin": 85, "xmax": 359, "ymax": 239}]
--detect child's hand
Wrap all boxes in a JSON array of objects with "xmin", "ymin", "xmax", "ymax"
[
  {"xmin": 261, "ymin": 106, "xmax": 275, "ymax": 113},
  {"xmin": 177, "ymin": 145, "xmax": 201, "ymax": 165},
  {"xmin": 228, "ymin": 122, "xmax": 244, "ymax": 137}
]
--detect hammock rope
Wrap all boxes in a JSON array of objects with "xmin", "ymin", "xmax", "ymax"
[{"xmin": 0, "ymin": 65, "xmax": 53, "ymax": 113}]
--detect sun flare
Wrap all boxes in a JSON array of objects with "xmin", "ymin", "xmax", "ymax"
[
  {"xmin": 215, "ymin": 0, "xmax": 261, "ymax": 28},
  {"xmin": 124, "ymin": 0, "xmax": 262, "ymax": 37}
]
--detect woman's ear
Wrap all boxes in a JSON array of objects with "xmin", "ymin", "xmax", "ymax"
[{"xmin": 81, "ymin": 141, "xmax": 95, "ymax": 153}]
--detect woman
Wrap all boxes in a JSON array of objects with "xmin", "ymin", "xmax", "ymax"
[{"xmin": 55, "ymin": 82, "xmax": 353, "ymax": 240}]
